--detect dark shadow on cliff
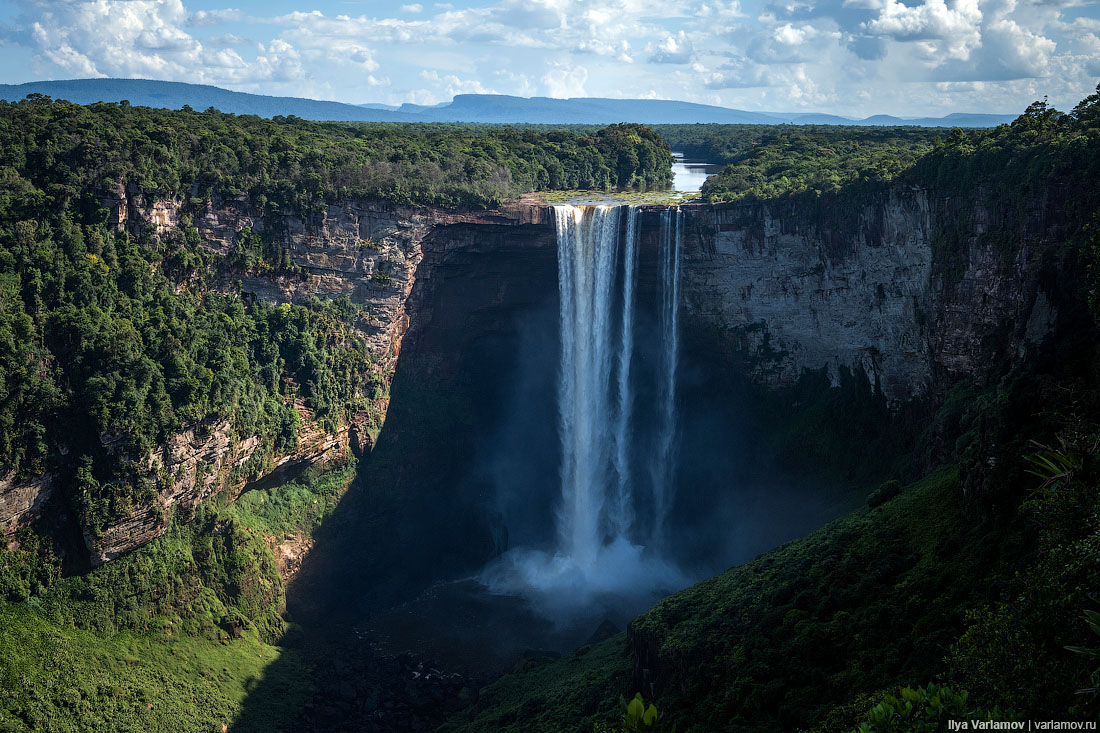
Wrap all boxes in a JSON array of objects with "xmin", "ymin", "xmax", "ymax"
[{"xmin": 229, "ymin": 221, "xmax": 561, "ymax": 731}]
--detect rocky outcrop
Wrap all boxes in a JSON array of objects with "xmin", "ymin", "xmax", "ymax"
[
  {"xmin": 86, "ymin": 418, "xmax": 251, "ymax": 565},
  {"xmin": 85, "ymin": 401, "xmax": 357, "ymax": 566},
  {"xmin": 0, "ymin": 472, "xmax": 54, "ymax": 535}
]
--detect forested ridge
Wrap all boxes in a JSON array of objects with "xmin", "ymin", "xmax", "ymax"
[{"xmin": 1, "ymin": 95, "xmax": 672, "ymax": 213}]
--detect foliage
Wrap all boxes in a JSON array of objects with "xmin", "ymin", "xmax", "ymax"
[
  {"xmin": 1023, "ymin": 435, "xmax": 1097, "ymax": 491},
  {"xmin": 229, "ymin": 459, "xmax": 354, "ymax": 541},
  {"xmin": 1065, "ymin": 609, "xmax": 1100, "ymax": 694},
  {"xmin": 594, "ymin": 694, "xmax": 674, "ymax": 733},
  {"xmin": 0, "ymin": 528, "xmax": 60, "ymax": 603},
  {"xmin": 852, "ymin": 684, "xmax": 1015, "ymax": 732},
  {"xmin": 651, "ymin": 124, "xmax": 941, "ymax": 201},
  {"xmin": 0, "ymin": 97, "xmax": 672, "ymax": 214},
  {"xmin": 0, "ymin": 460, "xmax": 354, "ymax": 731},
  {"xmin": 948, "ymin": 430, "xmax": 1100, "ymax": 719},
  {"xmin": 0, "ymin": 603, "xmax": 307, "ymax": 733},
  {"xmin": 866, "ymin": 479, "xmax": 901, "ymax": 509},
  {"xmin": 624, "ymin": 469, "xmax": 1010, "ymax": 732}
]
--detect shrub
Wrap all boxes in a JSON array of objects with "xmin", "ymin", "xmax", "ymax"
[{"xmin": 867, "ymin": 480, "xmax": 901, "ymax": 508}]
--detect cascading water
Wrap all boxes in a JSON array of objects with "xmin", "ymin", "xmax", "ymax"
[
  {"xmin": 555, "ymin": 205, "xmax": 622, "ymax": 569},
  {"xmin": 611, "ymin": 206, "xmax": 639, "ymax": 539},
  {"xmin": 482, "ymin": 203, "xmax": 686, "ymax": 618},
  {"xmin": 652, "ymin": 207, "xmax": 682, "ymax": 543}
]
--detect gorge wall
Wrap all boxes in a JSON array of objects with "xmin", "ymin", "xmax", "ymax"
[
  {"xmin": 1, "ymin": 179, "xmax": 1064, "ymax": 566},
  {"xmin": 675, "ymin": 184, "xmax": 1061, "ymax": 403}
]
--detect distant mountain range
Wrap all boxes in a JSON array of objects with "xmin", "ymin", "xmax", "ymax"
[{"xmin": 0, "ymin": 78, "xmax": 1018, "ymax": 128}]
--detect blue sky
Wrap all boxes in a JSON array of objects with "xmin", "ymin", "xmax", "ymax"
[{"xmin": 0, "ymin": 0, "xmax": 1097, "ymax": 116}]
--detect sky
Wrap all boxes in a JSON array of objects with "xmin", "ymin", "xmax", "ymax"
[{"xmin": 0, "ymin": 0, "xmax": 1097, "ymax": 117}]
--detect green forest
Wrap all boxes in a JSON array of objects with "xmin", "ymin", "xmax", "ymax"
[
  {"xmin": 655, "ymin": 123, "xmax": 941, "ymax": 200},
  {"xmin": 1, "ymin": 96, "xmax": 672, "ymax": 213}
]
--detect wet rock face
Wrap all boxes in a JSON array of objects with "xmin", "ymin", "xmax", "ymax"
[{"xmin": 677, "ymin": 191, "xmax": 936, "ymax": 402}]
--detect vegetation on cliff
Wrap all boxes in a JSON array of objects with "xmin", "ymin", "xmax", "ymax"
[
  {"xmin": 0, "ymin": 202, "xmax": 373, "ymax": 538},
  {"xmin": 0, "ymin": 460, "xmax": 354, "ymax": 731}
]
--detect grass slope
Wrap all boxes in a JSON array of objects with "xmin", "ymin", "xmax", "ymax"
[
  {"xmin": 0, "ymin": 604, "xmax": 305, "ymax": 732},
  {"xmin": 0, "ymin": 461, "xmax": 356, "ymax": 732}
]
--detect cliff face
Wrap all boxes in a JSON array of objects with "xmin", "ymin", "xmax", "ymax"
[
  {"xmin": 0, "ymin": 472, "xmax": 54, "ymax": 536},
  {"xmin": 0, "ymin": 189, "xmax": 555, "ymax": 565},
  {"xmin": 677, "ymin": 190, "xmax": 935, "ymax": 401},
  {"xmin": 0, "ymin": 179, "xmax": 1065, "ymax": 565},
  {"xmin": 676, "ymin": 184, "xmax": 1061, "ymax": 403}
]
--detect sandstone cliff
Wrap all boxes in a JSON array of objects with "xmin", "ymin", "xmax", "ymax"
[{"xmin": 675, "ymin": 183, "xmax": 1060, "ymax": 403}]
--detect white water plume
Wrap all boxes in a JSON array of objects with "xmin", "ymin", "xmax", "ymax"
[{"xmin": 611, "ymin": 206, "xmax": 639, "ymax": 538}]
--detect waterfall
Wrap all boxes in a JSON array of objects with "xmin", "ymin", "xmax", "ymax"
[
  {"xmin": 611, "ymin": 206, "xmax": 639, "ymax": 538},
  {"xmin": 481, "ymin": 203, "xmax": 685, "ymax": 614},
  {"xmin": 555, "ymin": 204, "xmax": 621, "ymax": 569},
  {"xmin": 554, "ymin": 203, "xmax": 681, "ymax": 562}
]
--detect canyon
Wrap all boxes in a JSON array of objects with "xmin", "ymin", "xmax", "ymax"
[{"xmin": 0, "ymin": 179, "xmax": 1061, "ymax": 571}]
